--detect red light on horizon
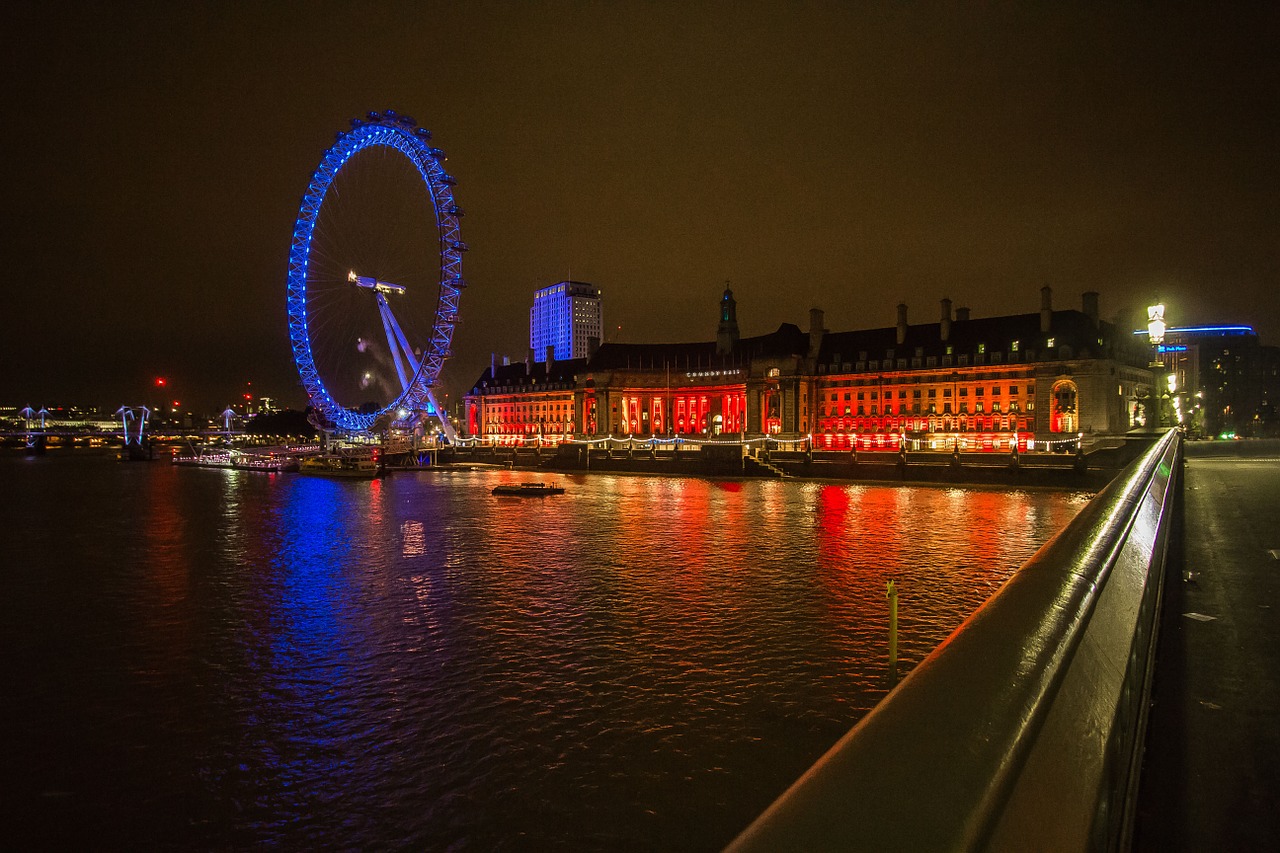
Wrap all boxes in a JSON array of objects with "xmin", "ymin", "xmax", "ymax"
[{"xmin": 155, "ymin": 377, "xmax": 167, "ymax": 387}]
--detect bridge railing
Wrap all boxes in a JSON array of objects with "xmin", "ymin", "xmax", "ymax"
[{"xmin": 726, "ymin": 427, "xmax": 1183, "ymax": 853}]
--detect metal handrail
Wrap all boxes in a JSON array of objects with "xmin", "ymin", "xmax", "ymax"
[{"xmin": 726, "ymin": 428, "xmax": 1182, "ymax": 852}]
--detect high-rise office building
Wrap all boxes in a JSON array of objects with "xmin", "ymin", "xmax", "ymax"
[{"xmin": 530, "ymin": 281, "xmax": 603, "ymax": 360}]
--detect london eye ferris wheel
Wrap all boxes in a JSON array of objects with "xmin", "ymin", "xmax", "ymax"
[{"xmin": 285, "ymin": 110, "xmax": 465, "ymax": 438}]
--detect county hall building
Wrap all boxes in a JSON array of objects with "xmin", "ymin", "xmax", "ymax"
[{"xmin": 464, "ymin": 286, "xmax": 1155, "ymax": 451}]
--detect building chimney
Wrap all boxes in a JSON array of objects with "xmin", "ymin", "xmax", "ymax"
[
  {"xmin": 896, "ymin": 303, "xmax": 908, "ymax": 345},
  {"xmin": 525, "ymin": 349, "xmax": 532, "ymax": 375},
  {"xmin": 1040, "ymin": 286, "xmax": 1053, "ymax": 333},
  {"xmin": 808, "ymin": 307, "xmax": 826, "ymax": 359},
  {"xmin": 1082, "ymin": 291, "xmax": 1100, "ymax": 327},
  {"xmin": 490, "ymin": 352, "xmax": 496, "ymax": 378},
  {"xmin": 940, "ymin": 298, "xmax": 952, "ymax": 342},
  {"xmin": 956, "ymin": 306, "xmax": 970, "ymax": 322},
  {"xmin": 545, "ymin": 345, "xmax": 554, "ymax": 371}
]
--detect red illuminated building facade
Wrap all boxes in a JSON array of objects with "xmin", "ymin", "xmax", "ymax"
[
  {"xmin": 464, "ymin": 287, "xmax": 1154, "ymax": 449},
  {"xmin": 465, "ymin": 351, "xmax": 582, "ymax": 443}
]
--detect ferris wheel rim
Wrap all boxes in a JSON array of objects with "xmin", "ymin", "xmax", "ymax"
[{"xmin": 285, "ymin": 111, "xmax": 465, "ymax": 433}]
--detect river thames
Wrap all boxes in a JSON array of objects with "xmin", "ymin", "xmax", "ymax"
[{"xmin": 3, "ymin": 451, "xmax": 1089, "ymax": 850}]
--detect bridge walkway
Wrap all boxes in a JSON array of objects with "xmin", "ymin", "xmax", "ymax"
[{"xmin": 1134, "ymin": 439, "xmax": 1280, "ymax": 850}]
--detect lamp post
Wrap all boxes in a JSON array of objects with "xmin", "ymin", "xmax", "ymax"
[
  {"xmin": 1146, "ymin": 303, "xmax": 1168, "ymax": 427},
  {"xmin": 1147, "ymin": 303, "xmax": 1166, "ymax": 347}
]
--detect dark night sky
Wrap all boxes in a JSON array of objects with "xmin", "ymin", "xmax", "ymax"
[{"xmin": 6, "ymin": 2, "xmax": 1278, "ymax": 412}]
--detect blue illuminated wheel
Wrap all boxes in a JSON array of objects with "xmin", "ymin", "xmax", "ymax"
[{"xmin": 286, "ymin": 110, "xmax": 465, "ymax": 435}]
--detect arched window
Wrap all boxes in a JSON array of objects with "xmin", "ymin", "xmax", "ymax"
[{"xmin": 1050, "ymin": 380, "xmax": 1079, "ymax": 433}]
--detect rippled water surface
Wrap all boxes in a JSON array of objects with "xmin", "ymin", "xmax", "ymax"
[{"xmin": 3, "ymin": 452, "xmax": 1089, "ymax": 850}]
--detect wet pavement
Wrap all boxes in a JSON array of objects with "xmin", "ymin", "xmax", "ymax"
[{"xmin": 1134, "ymin": 438, "xmax": 1280, "ymax": 850}]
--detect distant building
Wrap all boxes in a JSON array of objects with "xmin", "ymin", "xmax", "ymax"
[
  {"xmin": 1149, "ymin": 324, "xmax": 1280, "ymax": 437},
  {"xmin": 466, "ymin": 287, "xmax": 1156, "ymax": 448},
  {"xmin": 530, "ymin": 281, "xmax": 603, "ymax": 361}
]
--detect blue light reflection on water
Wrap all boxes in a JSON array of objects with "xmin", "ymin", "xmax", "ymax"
[{"xmin": 1, "ymin": 454, "xmax": 1090, "ymax": 850}]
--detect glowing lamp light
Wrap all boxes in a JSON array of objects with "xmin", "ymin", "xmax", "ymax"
[
  {"xmin": 1166, "ymin": 373, "xmax": 1178, "ymax": 394},
  {"xmin": 1147, "ymin": 304, "xmax": 1167, "ymax": 345},
  {"xmin": 155, "ymin": 377, "xmax": 167, "ymax": 387}
]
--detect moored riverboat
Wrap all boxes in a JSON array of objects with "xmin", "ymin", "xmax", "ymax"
[
  {"xmin": 491, "ymin": 482, "xmax": 565, "ymax": 496},
  {"xmin": 298, "ymin": 453, "xmax": 382, "ymax": 479}
]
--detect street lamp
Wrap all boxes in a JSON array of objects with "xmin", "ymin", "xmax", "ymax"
[{"xmin": 1147, "ymin": 304, "xmax": 1166, "ymax": 345}]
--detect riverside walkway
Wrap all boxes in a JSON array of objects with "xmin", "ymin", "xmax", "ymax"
[{"xmin": 1134, "ymin": 438, "xmax": 1280, "ymax": 850}]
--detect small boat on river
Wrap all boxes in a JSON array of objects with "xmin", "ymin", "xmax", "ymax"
[
  {"xmin": 298, "ymin": 453, "xmax": 382, "ymax": 479},
  {"xmin": 491, "ymin": 482, "xmax": 565, "ymax": 496}
]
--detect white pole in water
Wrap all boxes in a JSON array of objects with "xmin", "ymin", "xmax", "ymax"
[{"xmin": 887, "ymin": 580, "xmax": 899, "ymax": 682}]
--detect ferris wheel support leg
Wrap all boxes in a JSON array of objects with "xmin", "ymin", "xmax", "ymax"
[
  {"xmin": 424, "ymin": 386, "xmax": 457, "ymax": 443},
  {"xmin": 382, "ymin": 300, "xmax": 424, "ymax": 383},
  {"xmin": 376, "ymin": 293, "xmax": 411, "ymax": 392}
]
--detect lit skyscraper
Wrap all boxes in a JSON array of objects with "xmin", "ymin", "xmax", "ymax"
[{"xmin": 530, "ymin": 281, "xmax": 603, "ymax": 360}]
